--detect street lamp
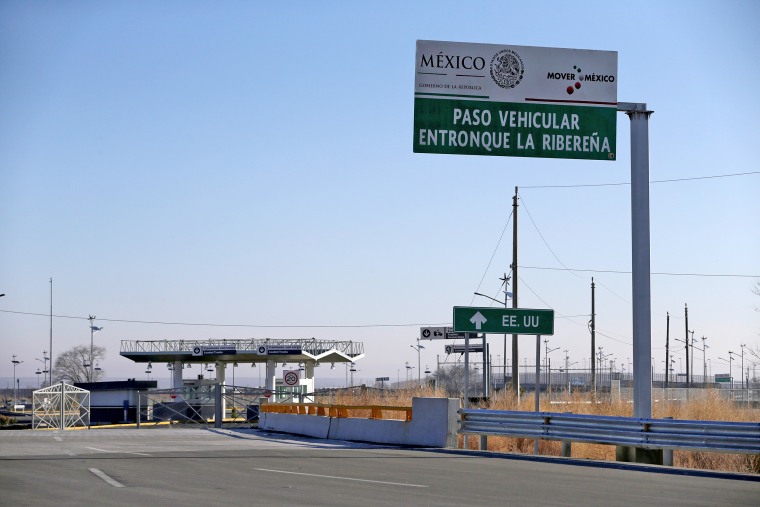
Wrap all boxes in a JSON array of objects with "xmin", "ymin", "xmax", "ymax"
[
  {"xmin": 11, "ymin": 355, "xmax": 23, "ymax": 409},
  {"xmin": 405, "ymin": 361, "xmax": 415, "ymax": 385},
  {"xmin": 36, "ymin": 353, "xmax": 49, "ymax": 387},
  {"xmin": 411, "ymin": 340, "xmax": 425, "ymax": 386},
  {"xmin": 474, "ymin": 284, "xmax": 512, "ymax": 386},
  {"xmin": 88, "ymin": 315, "xmax": 103, "ymax": 382},
  {"xmin": 719, "ymin": 354, "xmax": 734, "ymax": 388}
]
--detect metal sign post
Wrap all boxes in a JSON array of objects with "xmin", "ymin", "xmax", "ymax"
[
  {"xmin": 534, "ymin": 335, "xmax": 541, "ymax": 454},
  {"xmin": 619, "ymin": 102, "xmax": 654, "ymax": 419}
]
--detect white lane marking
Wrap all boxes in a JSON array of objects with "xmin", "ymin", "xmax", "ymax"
[
  {"xmin": 254, "ymin": 468, "xmax": 428, "ymax": 488},
  {"xmin": 88, "ymin": 468, "xmax": 126, "ymax": 488},
  {"xmin": 86, "ymin": 446, "xmax": 151, "ymax": 456},
  {"xmin": 53, "ymin": 436, "xmax": 63, "ymax": 442}
]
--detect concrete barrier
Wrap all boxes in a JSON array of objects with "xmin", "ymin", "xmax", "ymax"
[{"xmin": 259, "ymin": 397, "xmax": 459, "ymax": 448}]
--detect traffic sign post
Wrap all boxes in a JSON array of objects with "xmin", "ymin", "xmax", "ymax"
[
  {"xmin": 413, "ymin": 40, "xmax": 654, "ymax": 422},
  {"xmin": 283, "ymin": 371, "xmax": 299, "ymax": 387},
  {"xmin": 453, "ymin": 307, "xmax": 554, "ymax": 335},
  {"xmin": 445, "ymin": 343, "xmax": 484, "ymax": 354},
  {"xmin": 420, "ymin": 326, "xmax": 465, "ymax": 340}
]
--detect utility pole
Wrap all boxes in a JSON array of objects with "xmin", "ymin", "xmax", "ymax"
[
  {"xmin": 511, "ymin": 187, "xmax": 519, "ymax": 398},
  {"xmin": 684, "ymin": 304, "xmax": 690, "ymax": 389},
  {"xmin": 690, "ymin": 330, "xmax": 696, "ymax": 384},
  {"xmin": 591, "ymin": 278, "xmax": 596, "ymax": 392},
  {"xmin": 664, "ymin": 312, "xmax": 670, "ymax": 389}
]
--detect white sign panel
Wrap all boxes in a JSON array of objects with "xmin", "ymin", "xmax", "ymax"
[
  {"xmin": 414, "ymin": 40, "xmax": 618, "ymax": 160},
  {"xmin": 420, "ymin": 326, "xmax": 447, "ymax": 340}
]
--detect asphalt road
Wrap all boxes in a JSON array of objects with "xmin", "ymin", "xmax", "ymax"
[{"xmin": 0, "ymin": 428, "xmax": 757, "ymax": 506}]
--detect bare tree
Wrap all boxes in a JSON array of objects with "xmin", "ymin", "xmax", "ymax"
[
  {"xmin": 53, "ymin": 345, "xmax": 106, "ymax": 383},
  {"xmin": 434, "ymin": 364, "xmax": 467, "ymax": 397}
]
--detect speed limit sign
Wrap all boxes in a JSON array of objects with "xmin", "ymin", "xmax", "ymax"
[{"xmin": 283, "ymin": 370, "xmax": 299, "ymax": 386}]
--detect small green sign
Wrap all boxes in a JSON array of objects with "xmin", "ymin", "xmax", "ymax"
[{"xmin": 453, "ymin": 307, "xmax": 554, "ymax": 335}]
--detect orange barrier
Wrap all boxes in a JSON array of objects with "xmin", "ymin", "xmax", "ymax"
[{"xmin": 261, "ymin": 403, "xmax": 412, "ymax": 421}]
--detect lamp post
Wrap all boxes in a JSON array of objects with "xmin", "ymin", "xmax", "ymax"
[
  {"xmin": 729, "ymin": 351, "xmax": 739, "ymax": 389},
  {"xmin": 11, "ymin": 355, "xmax": 23, "ymax": 409},
  {"xmin": 411, "ymin": 340, "xmax": 425, "ymax": 387},
  {"xmin": 740, "ymin": 344, "xmax": 746, "ymax": 390},
  {"xmin": 88, "ymin": 315, "xmax": 103, "ymax": 382},
  {"xmin": 719, "ymin": 354, "xmax": 735, "ymax": 388},
  {"xmin": 405, "ymin": 362, "xmax": 414, "ymax": 385},
  {"xmin": 36, "ymin": 353, "xmax": 49, "ymax": 388}
]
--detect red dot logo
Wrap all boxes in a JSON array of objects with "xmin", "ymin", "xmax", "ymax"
[
  {"xmin": 566, "ymin": 86, "xmax": 574, "ymax": 95},
  {"xmin": 575, "ymin": 82, "xmax": 581, "ymax": 89}
]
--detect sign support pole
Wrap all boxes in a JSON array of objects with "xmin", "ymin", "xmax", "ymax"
[
  {"xmin": 464, "ymin": 333, "xmax": 470, "ymax": 410},
  {"xmin": 463, "ymin": 333, "xmax": 470, "ymax": 450},
  {"xmin": 619, "ymin": 102, "xmax": 654, "ymax": 419},
  {"xmin": 534, "ymin": 335, "xmax": 541, "ymax": 454}
]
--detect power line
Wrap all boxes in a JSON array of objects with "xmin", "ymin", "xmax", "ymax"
[
  {"xmin": 519, "ymin": 194, "xmax": 576, "ymax": 276},
  {"xmin": 521, "ymin": 170, "xmax": 760, "ymax": 189},
  {"xmin": 595, "ymin": 329, "xmax": 631, "ymax": 346},
  {"xmin": 520, "ymin": 193, "xmax": 632, "ymax": 304},
  {"xmin": 0, "ymin": 309, "xmax": 450, "ymax": 329},
  {"xmin": 520, "ymin": 266, "xmax": 759, "ymax": 278},
  {"xmin": 470, "ymin": 209, "xmax": 513, "ymax": 306}
]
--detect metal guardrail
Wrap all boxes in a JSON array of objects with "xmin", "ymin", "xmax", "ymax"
[{"xmin": 459, "ymin": 409, "xmax": 760, "ymax": 454}]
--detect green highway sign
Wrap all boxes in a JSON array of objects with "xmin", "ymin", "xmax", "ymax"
[
  {"xmin": 453, "ymin": 306, "xmax": 554, "ymax": 335},
  {"xmin": 414, "ymin": 40, "xmax": 618, "ymax": 161}
]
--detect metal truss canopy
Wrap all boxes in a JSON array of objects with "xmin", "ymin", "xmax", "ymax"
[{"xmin": 120, "ymin": 338, "xmax": 365, "ymax": 364}]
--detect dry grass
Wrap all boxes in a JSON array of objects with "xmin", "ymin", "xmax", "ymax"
[{"xmin": 318, "ymin": 387, "xmax": 760, "ymax": 474}]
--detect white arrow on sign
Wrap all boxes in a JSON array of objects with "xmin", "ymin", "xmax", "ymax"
[{"xmin": 470, "ymin": 311, "xmax": 487, "ymax": 330}]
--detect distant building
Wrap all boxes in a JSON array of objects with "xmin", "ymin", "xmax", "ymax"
[{"xmin": 75, "ymin": 379, "xmax": 156, "ymax": 424}]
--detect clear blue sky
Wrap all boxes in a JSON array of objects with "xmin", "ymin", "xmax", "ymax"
[{"xmin": 2, "ymin": 1, "xmax": 759, "ymax": 387}]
